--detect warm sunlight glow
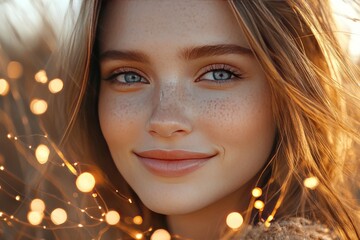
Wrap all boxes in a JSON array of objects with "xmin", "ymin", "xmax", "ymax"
[
  {"xmin": 251, "ymin": 187, "xmax": 262, "ymax": 198},
  {"xmin": 76, "ymin": 172, "xmax": 96, "ymax": 193},
  {"xmin": 135, "ymin": 233, "xmax": 143, "ymax": 239},
  {"xmin": 30, "ymin": 99, "xmax": 48, "ymax": 115},
  {"xmin": 35, "ymin": 144, "xmax": 50, "ymax": 164},
  {"xmin": 226, "ymin": 212, "xmax": 243, "ymax": 229},
  {"xmin": 48, "ymin": 78, "xmax": 64, "ymax": 93},
  {"xmin": 105, "ymin": 210, "xmax": 120, "ymax": 225},
  {"xmin": 27, "ymin": 211, "xmax": 44, "ymax": 225},
  {"xmin": 7, "ymin": 61, "xmax": 23, "ymax": 79},
  {"xmin": 150, "ymin": 229, "xmax": 171, "ymax": 240},
  {"xmin": 35, "ymin": 70, "xmax": 48, "ymax": 83},
  {"xmin": 30, "ymin": 198, "xmax": 46, "ymax": 212},
  {"xmin": 0, "ymin": 79, "xmax": 10, "ymax": 96},
  {"xmin": 51, "ymin": 208, "xmax": 67, "ymax": 225},
  {"xmin": 304, "ymin": 176, "xmax": 319, "ymax": 190}
]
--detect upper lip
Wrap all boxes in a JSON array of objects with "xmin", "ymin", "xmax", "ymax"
[{"xmin": 135, "ymin": 150, "xmax": 215, "ymax": 160}]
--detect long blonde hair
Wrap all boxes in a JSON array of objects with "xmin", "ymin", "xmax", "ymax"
[{"xmin": 53, "ymin": 0, "xmax": 360, "ymax": 239}]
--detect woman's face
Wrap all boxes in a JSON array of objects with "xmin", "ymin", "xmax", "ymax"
[{"xmin": 98, "ymin": 0, "xmax": 275, "ymax": 215}]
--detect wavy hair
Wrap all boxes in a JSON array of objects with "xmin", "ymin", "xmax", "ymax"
[{"xmin": 52, "ymin": 0, "xmax": 360, "ymax": 239}]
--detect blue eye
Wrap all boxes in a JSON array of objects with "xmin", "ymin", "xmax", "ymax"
[
  {"xmin": 197, "ymin": 64, "xmax": 243, "ymax": 83},
  {"xmin": 105, "ymin": 69, "xmax": 149, "ymax": 85}
]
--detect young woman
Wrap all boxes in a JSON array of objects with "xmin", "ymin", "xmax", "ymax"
[{"xmin": 51, "ymin": 0, "xmax": 360, "ymax": 239}]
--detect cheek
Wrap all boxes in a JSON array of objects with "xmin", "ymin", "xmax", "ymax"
[
  {"xmin": 98, "ymin": 86, "xmax": 148, "ymax": 148},
  {"xmin": 196, "ymin": 82, "xmax": 275, "ymax": 161}
]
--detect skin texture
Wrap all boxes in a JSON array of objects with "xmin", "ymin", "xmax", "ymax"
[{"xmin": 98, "ymin": 0, "xmax": 276, "ymax": 238}]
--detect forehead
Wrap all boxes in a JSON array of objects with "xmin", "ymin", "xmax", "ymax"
[{"xmin": 98, "ymin": 0, "xmax": 249, "ymax": 52}]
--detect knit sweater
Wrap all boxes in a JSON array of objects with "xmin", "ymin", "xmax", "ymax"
[{"xmin": 233, "ymin": 218, "xmax": 339, "ymax": 240}]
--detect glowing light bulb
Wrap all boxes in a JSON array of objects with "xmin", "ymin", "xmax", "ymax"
[
  {"xmin": 254, "ymin": 200, "xmax": 265, "ymax": 210},
  {"xmin": 30, "ymin": 199, "xmax": 45, "ymax": 212},
  {"xmin": 133, "ymin": 215, "xmax": 143, "ymax": 225},
  {"xmin": 105, "ymin": 210, "xmax": 120, "ymax": 225},
  {"xmin": 304, "ymin": 176, "xmax": 319, "ymax": 190},
  {"xmin": 150, "ymin": 229, "xmax": 171, "ymax": 240},
  {"xmin": 35, "ymin": 70, "xmax": 48, "ymax": 83},
  {"xmin": 251, "ymin": 187, "xmax": 262, "ymax": 198},
  {"xmin": 48, "ymin": 78, "xmax": 64, "ymax": 93},
  {"xmin": 30, "ymin": 99, "xmax": 48, "ymax": 115},
  {"xmin": 0, "ymin": 166, "xmax": 4, "ymax": 171},
  {"xmin": 0, "ymin": 79, "xmax": 10, "ymax": 96},
  {"xmin": 35, "ymin": 144, "xmax": 50, "ymax": 164},
  {"xmin": 27, "ymin": 211, "xmax": 44, "ymax": 225},
  {"xmin": 226, "ymin": 212, "xmax": 244, "ymax": 229},
  {"xmin": 7, "ymin": 61, "xmax": 23, "ymax": 79},
  {"xmin": 76, "ymin": 172, "xmax": 96, "ymax": 193},
  {"xmin": 135, "ymin": 233, "xmax": 143, "ymax": 239},
  {"xmin": 50, "ymin": 208, "xmax": 67, "ymax": 225},
  {"xmin": 15, "ymin": 195, "xmax": 21, "ymax": 201}
]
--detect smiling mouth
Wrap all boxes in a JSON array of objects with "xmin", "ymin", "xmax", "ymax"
[{"xmin": 134, "ymin": 150, "xmax": 216, "ymax": 177}]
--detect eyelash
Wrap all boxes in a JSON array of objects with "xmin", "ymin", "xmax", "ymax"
[{"xmin": 103, "ymin": 64, "xmax": 244, "ymax": 86}]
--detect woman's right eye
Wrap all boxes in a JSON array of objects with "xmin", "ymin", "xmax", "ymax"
[{"xmin": 104, "ymin": 70, "xmax": 149, "ymax": 85}]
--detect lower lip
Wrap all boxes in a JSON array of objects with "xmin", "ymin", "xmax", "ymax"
[{"xmin": 137, "ymin": 156, "xmax": 212, "ymax": 177}]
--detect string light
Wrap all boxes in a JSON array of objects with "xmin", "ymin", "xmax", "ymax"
[
  {"xmin": 30, "ymin": 99, "xmax": 48, "ymax": 115},
  {"xmin": 27, "ymin": 211, "xmax": 44, "ymax": 225},
  {"xmin": 48, "ymin": 78, "xmax": 64, "ymax": 93},
  {"xmin": 7, "ymin": 61, "xmax": 23, "ymax": 79},
  {"xmin": 226, "ymin": 212, "xmax": 243, "ymax": 229},
  {"xmin": 0, "ymin": 79, "xmax": 10, "ymax": 96},
  {"xmin": 15, "ymin": 195, "xmax": 21, "ymax": 201},
  {"xmin": 30, "ymin": 199, "xmax": 46, "ymax": 212},
  {"xmin": 150, "ymin": 229, "xmax": 171, "ymax": 240},
  {"xmin": 304, "ymin": 176, "xmax": 319, "ymax": 190},
  {"xmin": 76, "ymin": 172, "xmax": 96, "ymax": 193},
  {"xmin": 35, "ymin": 144, "xmax": 50, "ymax": 164},
  {"xmin": 135, "ymin": 233, "xmax": 143, "ymax": 239},
  {"xmin": 251, "ymin": 187, "xmax": 262, "ymax": 198},
  {"xmin": 254, "ymin": 200, "xmax": 265, "ymax": 210},
  {"xmin": 0, "ymin": 166, "xmax": 4, "ymax": 171},
  {"xmin": 105, "ymin": 210, "xmax": 120, "ymax": 225},
  {"xmin": 50, "ymin": 208, "xmax": 67, "ymax": 225},
  {"xmin": 34, "ymin": 70, "xmax": 48, "ymax": 83},
  {"xmin": 133, "ymin": 215, "xmax": 143, "ymax": 225}
]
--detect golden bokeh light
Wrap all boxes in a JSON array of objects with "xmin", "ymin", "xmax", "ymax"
[
  {"xmin": 48, "ymin": 78, "xmax": 64, "ymax": 94},
  {"xmin": 254, "ymin": 200, "xmax": 265, "ymax": 210},
  {"xmin": 35, "ymin": 70, "xmax": 48, "ymax": 83},
  {"xmin": 76, "ymin": 172, "xmax": 96, "ymax": 193},
  {"xmin": 135, "ymin": 233, "xmax": 143, "ymax": 239},
  {"xmin": 105, "ymin": 210, "xmax": 120, "ymax": 225},
  {"xmin": 150, "ymin": 229, "xmax": 171, "ymax": 240},
  {"xmin": 27, "ymin": 211, "xmax": 44, "ymax": 225},
  {"xmin": 304, "ymin": 176, "xmax": 319, "ymax": 190},
  {"xmin": 35, "ymin": 144, "xmax": 50, "ymax": 164},
  {"xmin": 7, "ymin": 61, "xmax": 23, "ymax": 79},
  {"xmin": 30, "ymin": 198, "xmax": 46, "ymax": 212},
  {"xmin": 30, "ymin": 99, "xmax": 48, "ymax": 115},
  {"xmin": 0, "ymin": 79, "xmax": 10, "ymax": 96},
  {"xmin": 133, "ymin": 215, "xmax": 143, "ymax": 225},
  {"xmin": 50, "ymin": 208, "xmax": 67, "ymax": 225},
  {"xmin": 251, "ymin": 187, "xmax": 262, "ymax": 198},
  {"xmin": 226, "ymin": 212, "xmax": 243, "ymax": 229},
  {"xmin": 15, "ymin": 195, "xmax": 20, "ymax": 201}
]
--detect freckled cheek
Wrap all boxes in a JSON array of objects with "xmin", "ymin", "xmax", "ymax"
[
  {"xmin": 98, "ymin": 88, "xmax": 150, "ymax": 147},
  {"xmin": 196, "ymin": 89, "xmax": 275, "ymax": 147}
]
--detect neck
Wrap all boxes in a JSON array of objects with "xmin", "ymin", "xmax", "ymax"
[{"xmin": 166, "ymin": 184, "xmax": 253, "ymax": 240}]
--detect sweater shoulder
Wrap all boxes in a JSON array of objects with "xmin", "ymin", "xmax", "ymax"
[{"xmin": 234, "ymin": 217, "xmax": 339, "ymax": 240}]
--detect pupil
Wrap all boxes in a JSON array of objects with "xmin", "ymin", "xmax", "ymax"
[
  {"xmin": 125, "ymin": 73, "xmax": 141, "ymax": 82},
  {"xmin": 213, "ymin": 70, "xmax": 231, "ymax": 80}
]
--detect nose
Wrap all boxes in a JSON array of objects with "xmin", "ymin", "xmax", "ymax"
[{"xmin": 146, "ymin": 88, "xmax": 192, "ymax": 138}]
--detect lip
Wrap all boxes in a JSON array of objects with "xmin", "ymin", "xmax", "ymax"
[{"xmin": 135, "ymin": 150, "xmax": 215, "ymax": 177}]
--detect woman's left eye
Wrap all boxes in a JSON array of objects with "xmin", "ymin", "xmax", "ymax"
[{"xmin": 201, "ymin": 70, "xmax": 234, "ymax": 81}]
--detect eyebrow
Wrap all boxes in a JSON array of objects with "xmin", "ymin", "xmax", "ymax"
[
  {"xmin": 181, "ymin": 44, "xmax": 253, "ymax": 60},
  {"xmin": 99, "ymin": 44, "xmax": 253, "ymax": 63}
]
